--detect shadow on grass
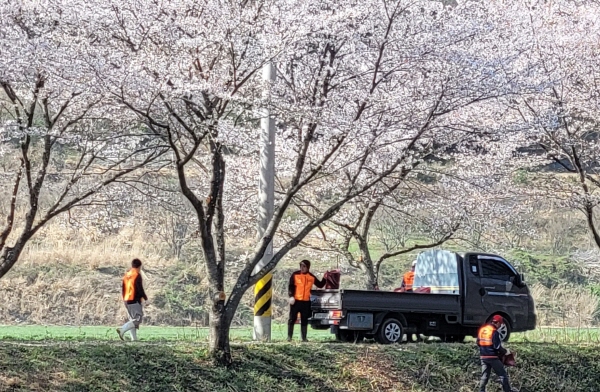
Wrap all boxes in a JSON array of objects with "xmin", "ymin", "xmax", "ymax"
[
  {"xmin": 0, "ymin": 342, "xmax": 362, "ymax": 392},
  {"xmin": 1, "ymin": 341, "xmax": 599, "ymax": 392}
]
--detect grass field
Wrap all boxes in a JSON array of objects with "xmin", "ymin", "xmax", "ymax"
[
  {"xmin": 1, "ymin": 324, "xmax": 599, "ymax": 345},
  {"xmin": 0, "ymin": 324, "xmax": 334, "ymax": 342},
  {"xmin": 0, "ymin": 337, "xmax": 599, "ymax": 391},
  {"xmin": 1, "ymin": 325, "xmax": 600, "ymax": 391}
]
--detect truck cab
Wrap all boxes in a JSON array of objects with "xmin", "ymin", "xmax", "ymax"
[{"xmin": 460, "ymin": 252, "xmax": 535, "ymax": 338}]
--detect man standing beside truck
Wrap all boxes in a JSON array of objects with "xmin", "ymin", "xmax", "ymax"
[
  {"xmin": 400, "ymin": 260, "xmax": 416, "ymax": 292},
  {"xmin": 477, "ymin": 315, "xmax": 517, "ymax": 392},
  {"xmin": 288, "ymin": 260, "xmax": 326, "ymax": 342}
]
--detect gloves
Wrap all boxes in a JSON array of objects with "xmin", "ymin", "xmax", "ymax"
[{"xmin": 288, "ymin": 297, "xmax": 296, "ymax": 305}]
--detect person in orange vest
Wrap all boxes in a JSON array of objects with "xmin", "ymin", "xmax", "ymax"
[
  {"xmin": 287, "ymin": 259, "xmax": 325, "ymax": 342},
  {"xmin": 400, "ymin": 260, "xmax": 416, "ymax": 292},
  {"xmin": 116, "ymin": 258, "xmax": 148, "ymax": 341},
  {"xmin": 477, "ymin": 315, "xmax": 517, "ymax": 392}
]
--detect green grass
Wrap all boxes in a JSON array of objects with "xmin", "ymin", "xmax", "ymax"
[
  {"xmin": 0, "ymin": 324, "xmax": 334, "ymax": 342},
  {"xmin": 512, "ymin": 326, "xmax": 600, "ymax": 344},
  {"xmin": 2, "ymin": 326, "xmax": 600, "ymax": 391},
  {"xmin": 0, "ymin": 339, "xmax": 599, "ymax": 391},
  {"xmin": 4, "ymin": 325, "xmax": 600, "ymax": 345}
]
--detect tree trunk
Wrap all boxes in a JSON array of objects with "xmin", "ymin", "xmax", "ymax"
[
  {"xmin": 364, "ymin": 273, "xmax": 378, "ymax": 290},
  {"xmin": 208, "ymin": 300, "xmax": 232, "ymax": 365},
  {"xmin": 358, "ymin": 246, "xmax": 378, "ymax": 290},
  {"xmin": 0, "ymin": 240, "xmax": 27, "ymax": 279},
  {"xmin": 360, "ymin": 262, "xmax": 378, "ymax": 290}
]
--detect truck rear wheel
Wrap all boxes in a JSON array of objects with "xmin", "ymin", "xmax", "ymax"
[{"xmin": 376, "ymin": 318, "xmax": 403, "ymax": 344}]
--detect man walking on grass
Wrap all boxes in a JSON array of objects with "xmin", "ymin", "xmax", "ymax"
[
  {"xmin": 117, "ymin": 258, "xmax": 148, "ymax": 341},
  {"xmin": 477, "ymin": 315, "xmax": 518, "ymax": 392}
]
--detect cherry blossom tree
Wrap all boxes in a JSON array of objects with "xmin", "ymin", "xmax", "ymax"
[
  {"xmin": 270, "ymin": 0, "xmax": 537, "ymax": 290},
  {"xmin": 511, "ymin": 1, "xmax": 600, "ymax": 249},
  {"xmin": 0, "ymin": 1, "xmax": 168, "ymax": 279},
  {"xmin": 1, "ymin": 0, "xmax": 556, "ymax": 364},
  {"xmin": 310, "ymin": 175, "xmax": 465, "ymax": 290},
  {"xmin": 78, "ymin": 0, "xmax": 307, "ymax": 362},
  {"xmin": 75, "ymin": 0, "xmax": 539, "ymax": 363}
]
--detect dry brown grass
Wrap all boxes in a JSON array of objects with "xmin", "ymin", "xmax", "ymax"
[
  {"xmin": 531, "ymin": 282, "xmax": 599, "ymax": 327},
  {"xmin": 0, "ymin": 217, "xmax": 177, "ymax": 325},
  {"xmin": 21, "ymin": 221, "xmax": 170, "ymax": 268},
  {"xmin": 2, "ymin": 209, "xmax": 599, "ymax": 328}
]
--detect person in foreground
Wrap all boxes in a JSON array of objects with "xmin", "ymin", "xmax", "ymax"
[
  {"xmin": 288, "ymin": 259, "xmax": 325, "ymax": 342},
  {"xmin": 116, "ymin": 258, "xmax": 148, "ymax": 341},
  {"xmin": 477, "ymin": 315, "xmax": 517, "ymax": 392}
]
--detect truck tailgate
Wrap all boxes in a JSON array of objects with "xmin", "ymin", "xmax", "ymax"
[{"xmin": 311, "ymin": 289, "xmax": 341, "ymax": 310}]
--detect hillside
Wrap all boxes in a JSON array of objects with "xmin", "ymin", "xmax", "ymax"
[
  {"xmin": 1, "ymin": 169, "xmax": 600, "ymax": 328},
  {"xmin": 0, "ymin": 341, "xmax": 598, "ymax": 392},
  {"xmin": 1, "ymin": 228, "xmax": 599, "ymax": 328}
]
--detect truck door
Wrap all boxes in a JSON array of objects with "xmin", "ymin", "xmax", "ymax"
[
  {"xmin": 462, "ymin": 254, "xmax": 488, "ymax": 325},
  {"xmin": 477, "ymin": 255, "xmax": 529, "ymax": 329}
]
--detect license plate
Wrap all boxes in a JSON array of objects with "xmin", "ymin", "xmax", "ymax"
[{"xmin": 312, "ymin": 313, "xmax": 329, "ymax": 319}]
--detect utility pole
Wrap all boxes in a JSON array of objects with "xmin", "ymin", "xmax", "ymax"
[{"xmin": 253, "ymin": 62, "xmax": 275, "ymax": 341}]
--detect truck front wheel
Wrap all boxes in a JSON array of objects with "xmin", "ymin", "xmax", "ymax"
[
  {"xmin": 497, "ymin": 321, "xmax": 511, "ymax": 342},
  {"xmin": 377, "ymin": 318, "xmax": 403, "ymax": 344}
]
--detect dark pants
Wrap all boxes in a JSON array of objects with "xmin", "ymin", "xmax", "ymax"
[
  {"xmin": 288, "ymin": 300, "xmax": 311, "ymax": 341},
  {"xmin": 479, "ymin": 358, "xmax": 512, "ymax": 392}
]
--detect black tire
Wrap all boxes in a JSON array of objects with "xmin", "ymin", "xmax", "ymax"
[
  {"xmin": 376, "ymin": 318, "xmax": 403, "ymax": 344},
  {"xmin": 336, "ymin": 330, "xmax": 364, "ymax": 343}
]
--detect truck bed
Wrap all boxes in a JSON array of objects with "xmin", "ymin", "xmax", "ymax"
[{"xmin": 312, "ymin": 289, "xmax": 461, "ymax": 316}]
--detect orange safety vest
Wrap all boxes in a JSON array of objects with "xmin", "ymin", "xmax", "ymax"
[
  {"xmin": 477, "ymin": 324, "xmax": 496, "ymax": 346},
  {"xmin": 294, "ymin": 273, "xmax": 317, "ymax": 301},
  {"xmin": 477, "ymin": 324, "xmax": 498, "ymax": 358},
  {"xmin": 403, "ymin": 271, "xmax": 415, "ymax": 291},
  {"xmin": 122, "ymin": 268, "xmax": 140, "ymax": 301}
]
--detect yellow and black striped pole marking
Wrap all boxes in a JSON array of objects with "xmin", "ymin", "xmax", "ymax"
[{"xmin": 254, "ymin": 272, "xmax": 273, "ymax": 317}]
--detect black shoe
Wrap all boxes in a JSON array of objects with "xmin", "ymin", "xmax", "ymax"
[{"xmin": 286, "ymin": 337, "xmax": 292, "ymax": 342}]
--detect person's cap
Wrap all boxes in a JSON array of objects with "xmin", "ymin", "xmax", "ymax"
[
  {"xmin": 411, "ymin": 260, "xmax": 417, "ymax": 267},
  {"xmin": 300, "ymin": 260, "xmax": 311, "ymax": 270},
  {"xmin": 492, "ymin": 315, "xmax": 503, "ymax": 324}
]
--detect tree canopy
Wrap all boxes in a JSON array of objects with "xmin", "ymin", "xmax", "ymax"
[{"xmin": 2, "ymin": 0, "xmax": 600, "ymax": 363}]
